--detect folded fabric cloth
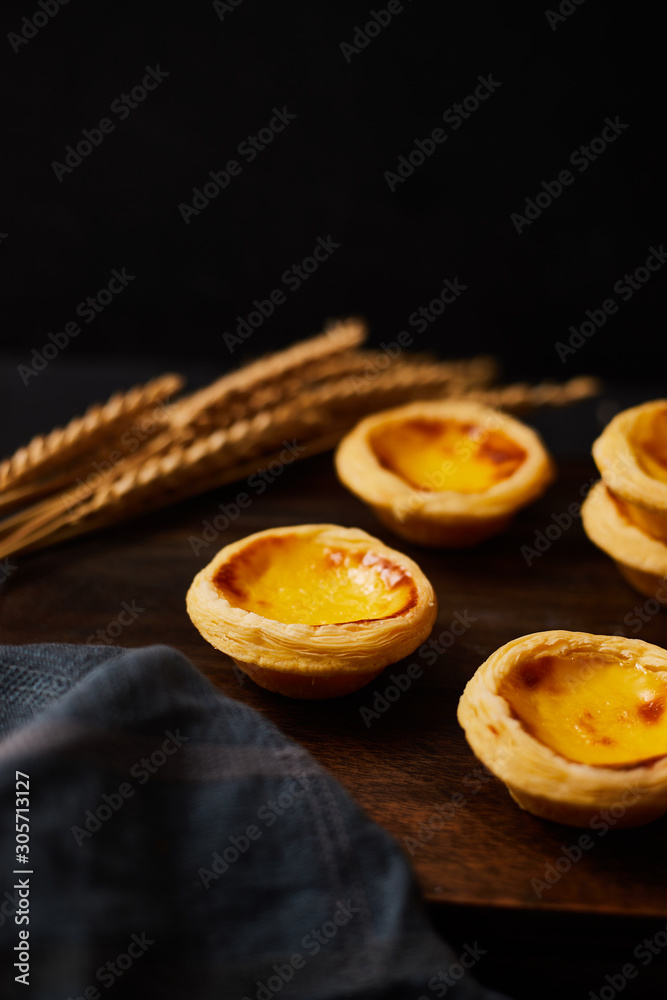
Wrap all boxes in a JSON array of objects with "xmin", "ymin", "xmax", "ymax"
[{"xmin": 0, "ymin": 643, "xmax": 511, "ymax": 1000}]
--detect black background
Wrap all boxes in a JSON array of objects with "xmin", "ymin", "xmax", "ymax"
[{"xmin": 0, "ymin": 0, "xmax": 664, "ymax": 392}]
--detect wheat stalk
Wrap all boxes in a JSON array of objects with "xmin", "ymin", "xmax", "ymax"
[
  {"xmin": 456, "ymin": 375, "xmax": 601, "ymax": 412},
  {"xmin": 0, "ymin": 326, "xmax": 315, "ymax": 550},
  {"xmin": 0, "ymin": 369, "xmax": 600, "ymax": 561},
  {"xmin": 45, "ymin": 320, "xmax": 369, "ymax": 489},
  {"xmin": 0, "ymin": 401, "xmax": 336, "ymax": 559},
  {"xmin": 0, "ymin": 314, "xmax": 601, "ymax": 561},
  {"xmin": 166, "ymin": 317, "xmax": 366, "ymax": 430},
  {"xmin": 0, "ymin": 373, "xmax": 183, "ymax": 498},
  {"xmin": 7, "ymin": 429, "xmax": 348, "ymax": 557}
]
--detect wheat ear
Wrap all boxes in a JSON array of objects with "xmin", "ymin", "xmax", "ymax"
[
  {"xmin": 0, "ymin": 373, "xmax": 183, "ymax": 496},
  {"xmin": 167, "ymin": 317, "xmax": 366, "ymax": 430}
]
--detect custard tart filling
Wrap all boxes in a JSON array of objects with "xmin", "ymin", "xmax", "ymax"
[
  {"xmin": 499, "ymin": 651, "xmax": 667, "ymax": 767},
  {"xmin": 213, "ymin": 533, "xmax": 416, "ymax": 626},
  {"xmin": 369, "ymin": 419, "xmax": 527, "ymax": 494}
]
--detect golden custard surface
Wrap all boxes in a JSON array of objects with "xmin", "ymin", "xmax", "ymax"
[
  {"xmin": 499, "ymin": 652, "xmax": 667, "ymax": 766},
  {"xmin": 213, "ymin": 534, "xmax": 416, "ymax": 626},
  {"xmin": 369, "ymin": 418, "xmax": 526, "ymax": 493},
  {"xmin": 630, "ymin": 407, "xmax": 667, "ymax": 484}
]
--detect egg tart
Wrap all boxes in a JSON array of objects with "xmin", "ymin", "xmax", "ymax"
[
  {"xmin": 186, "ymin": 523, "xmax": 437, "ymax": 698},
  {"xmin": 335, "ymin": 400, "xmax": 555, "ymax": 546},
  {"xmin": 581, "ymin": 480, "xmax": 667, "ymax": 599},
  {"xmin": 592, "ymin": 400, "xmax": 667, "ymax": 543},
  {"xmin": 583, "ymin": 401, "xmax": 667, "ymax": 596},
  {"xmin": 457, "ymin": 630, "xmax": 667, "ymax": 827}
]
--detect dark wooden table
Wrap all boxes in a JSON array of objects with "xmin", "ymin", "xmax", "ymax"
[{"xmin": 3, "ymin": 449, "xmax": 667, "ymax": 998}]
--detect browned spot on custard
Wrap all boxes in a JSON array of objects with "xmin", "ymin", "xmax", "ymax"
[
  {"xmin": 324, "ymin": 548, "xmax": 346, "ymax": 566},
  {"xmin": 213, "ymin": 562, "xmax": 247, "ymax": 600},
  {"xmin": 593, "ymin": 736, "xmax": 615, "ymax": 746},
  {"xmin": 360, "ymin": 551, "xmax": 412, "ymax": 589},
  {"xmin": 638, "ymin": 697, "xmax": 665, "ymax": 724},
  {"xmin": 578, "ymin": 711, "xmax": 596, "ymax": 734},
  {"xmin": 477, "ymin": 434, "xmax": 527, "ymax": 466},
  {"xmin": 213, "ymin": 535, "xmax": 295, "ymax": 599},
  {"xmin": 400, "ymin": 418, "xmax": 449, "ymax": 439},
  {"xmin": 487, "ymin": 724, "xmax": 499, "ymax": 736},
  {"xmin": 379, "ymin": 418, "xmax": 478, "ymax": 446},
  {"xmin": 325, "ymin": 547, "xmax": 413, "ymax": 592},
  {"xmin": 517, "ymin": 657, "xmax": 554, "ymax": 689},
  {"xmin": 312, "ymin": 549, "xmax": 418, "ymax": 625}
]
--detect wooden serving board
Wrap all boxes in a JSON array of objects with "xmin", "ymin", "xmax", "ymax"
[{"xmin": 3, "ymin": 452, "xmax": 667, "ymax": 925}]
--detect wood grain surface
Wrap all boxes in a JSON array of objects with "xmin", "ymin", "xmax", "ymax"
[{"xmin": 3, "ymin": 449, "xmax": 667, "ymax": 996}]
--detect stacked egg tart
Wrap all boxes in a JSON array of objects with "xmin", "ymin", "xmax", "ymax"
[{"xmin": 582, "ymin": 400, "xmax": 667, "ymax": 598}]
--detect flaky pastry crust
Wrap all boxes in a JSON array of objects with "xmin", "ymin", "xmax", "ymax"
[
  {"xmin": 186, "ymin": 523, "xmax": 437, "ymax": 698},
  {"xmin": 335, "ymin": 400, "xmax": 555, "ymax": 546},
  {"xmin": 582, "ymin": 480, "xmax": 667, "ymax": 598},
  {"xmin": 592, "ymin": 400, "xmax": 667, "ymax": 514}
]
